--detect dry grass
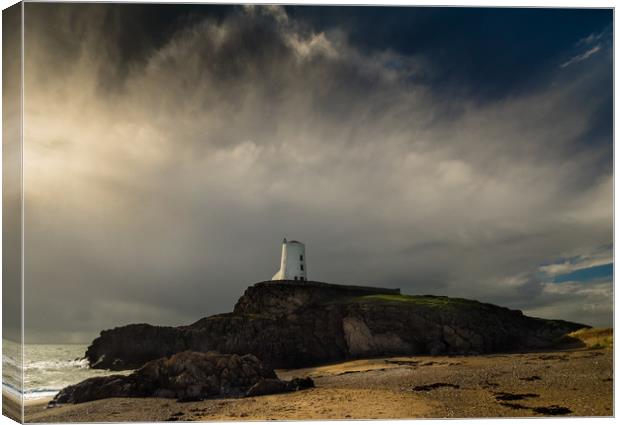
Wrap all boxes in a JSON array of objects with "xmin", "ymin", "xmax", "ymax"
[
  {"xmin": 566, "ymin": 328, "xmax": 613, "ymax": 349},
  {"xmin": 558, "ymin": 328, "xmax": 614, "ymax": 349}
]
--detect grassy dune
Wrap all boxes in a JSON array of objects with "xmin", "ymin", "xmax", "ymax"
[{"xmin": 552, "ymin": 327, "xmax": 613, "ymax": 350}]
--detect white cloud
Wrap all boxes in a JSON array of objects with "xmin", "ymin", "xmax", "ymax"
[
  {"xmin": 287, "ymin": 32, "xmax": 338, "ymax": 60},
  {"xmin": 577, "ymin": 30, "xmax": 607, "ymax": 47},
  {"xmin": 539, "ymin": 245, "xmax": 612, "ymax": 277},
  {"xmin": 560, "ymin": 45, "xmax": 602, "ymax": 68},
  {"xmin": 523, "ymin": 280, "xmax": 612, "ymax": 327}
]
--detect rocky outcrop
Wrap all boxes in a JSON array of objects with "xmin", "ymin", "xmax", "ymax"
[
  {"xmin": 52, "ymin": 351, "xmax": 312, "ymax": 405},
  {"xmin": 85, "ymin": 281, "xmax": 588, "ymax": 371},
  {"xmin": 86, "ymin": 324, "xmax": 187, "ymax": 370},
  {"xmin": 233, "ymin": 281, "xmax": 400, "ymax": 316}
]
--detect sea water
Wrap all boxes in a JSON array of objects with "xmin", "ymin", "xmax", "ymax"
[
  {"xmin": 2, "ymin": 339, "xmax": 22, "ymax": 399},
  {"xmin": 2, "ymin": 340, "xmax": 130, "ymax": 400}
]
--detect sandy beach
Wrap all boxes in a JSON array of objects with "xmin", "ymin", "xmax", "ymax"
[
  {"xmin": 2, "ymin": 391, "xmax": 22, "ymax": 422},
  {"xmin": 24, "ymin": 347, "xmax": 612, "ymax": 422}
]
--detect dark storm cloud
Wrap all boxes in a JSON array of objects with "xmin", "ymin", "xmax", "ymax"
[
  {"xmin": 3, "ymin": 3, "xmax": 23, "ymax": 343},
  {"xmin": 291, "ymin": 7, "xmax": 612, "ymax": 101},
  {"xmin": 24, "ymin": 3, "xmax": 237, "ymax": 93},
  {"xmin": 21, "ymin": 5, "xmax": 612, "ymax": 342}
]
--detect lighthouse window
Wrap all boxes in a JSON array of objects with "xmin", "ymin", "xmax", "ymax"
[
  {"xmin": 300, "ymin": 255, "xmax": 304, "ymax": 261},
  {"xmin": 300, "ymin": 264, "xmax": 304, "ymax": 271}
]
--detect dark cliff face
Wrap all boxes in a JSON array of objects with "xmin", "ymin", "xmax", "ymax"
[
  {"xmin": 85, "ymin": 281, "xmax": 588, "ymax": 371},
  {"xmin": 233, "ymin": 281, "xmax": 400, "ymax": 316}
]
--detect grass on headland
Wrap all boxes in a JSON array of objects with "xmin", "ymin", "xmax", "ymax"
[{"xmin": 349, "ymin": 293, "xmax": 487, "ymax": 308}]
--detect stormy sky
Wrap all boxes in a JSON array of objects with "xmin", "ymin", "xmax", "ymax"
[{"xmin": 21, "ymin": 4, "xmax": 612, "ymax": 343}]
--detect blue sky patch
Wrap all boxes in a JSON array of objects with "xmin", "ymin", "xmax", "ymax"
[{"xmin": 553, "ymin": 263, "xmax": 613, "ymax": 284}]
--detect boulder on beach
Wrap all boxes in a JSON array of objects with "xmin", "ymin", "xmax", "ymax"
[{"xmin": 51, "ymin": 351, "xmax": 312, "ymax": 405}]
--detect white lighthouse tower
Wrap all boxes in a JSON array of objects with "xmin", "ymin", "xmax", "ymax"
[{"xmin": 272, "ymin": 238, "xmax": 307, "ymax": 281}]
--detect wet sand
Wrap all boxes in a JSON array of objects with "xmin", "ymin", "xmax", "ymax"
[{"xmin": 25, "ymin": 348, "xmax": 612, "ymax": 422}]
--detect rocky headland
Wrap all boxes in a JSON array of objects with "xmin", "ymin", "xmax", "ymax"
[{"xmin": 85, "ymin": 281, "xmax": 587, "ymax": 371}]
